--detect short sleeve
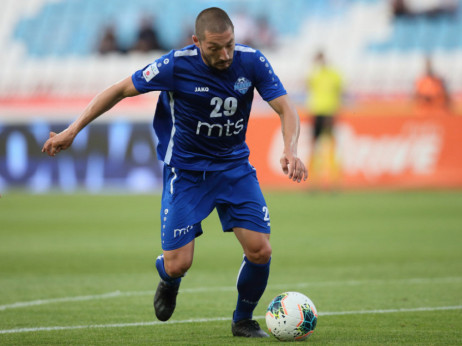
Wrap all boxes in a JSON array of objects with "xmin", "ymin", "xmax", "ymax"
[
  {"xmin": 131, "ymin": 51, "xmax": 175, "ymax": 94},
  {"xmin": 252, "ymin": 50, "xmax": 287, "ymax": 102}
]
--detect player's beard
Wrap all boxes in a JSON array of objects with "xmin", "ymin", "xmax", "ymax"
[{"xmin": 202, "ymin": 52, "xmax": 233, "ymax": 71}]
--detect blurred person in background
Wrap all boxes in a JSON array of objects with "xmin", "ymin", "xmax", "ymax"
[
  {"xmin": 232, "ymin": 9, "xmax": 257, "ymax": 47},
  {"xmin": 233, "ymin": 12, "xmax": 275, "ymax": 50},
  {"xmin": 391, "ymin": 0, "xmax": 458, "ymax": 18},
  {"xmin": 254, "ymin": 16, "xmax": 275, "ymax": 50},
  {"xmin": 42, "ymin": 7, "xmax": 307, "ymax": 338},
  {"xmin": 98, "ymin": 25, "xmax": 124, "ymax": 54},
  {"xmin": 132, "ymin": 16, "xmax": 164, "ymax": 52},
  {"xmin": 391, "ymin": 0, "xmax": 413, "ymax": 17},
  {"xmin": 414, "ymin": 56, "xmax": 451, "ymax": 116},
  {"xmin": 305, "ymin": 50, "xmax": 343, "ymax": 190}
]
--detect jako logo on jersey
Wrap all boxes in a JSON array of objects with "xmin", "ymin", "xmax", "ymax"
[
  {"xmin": 195, "ymin": 87, "xmax": 209, "ymax": 92},
  {"xmin": 234, "ymin": 77, "xmax": 252, "ymax": 94},
  {"xmin": 143, "ymin": 63, "xmax": 159, "ymax": 82}
]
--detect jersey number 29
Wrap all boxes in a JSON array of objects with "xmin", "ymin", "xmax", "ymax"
[{"xmin": 210, "ymin": 97, "xmax": 237, "ymax": 118}]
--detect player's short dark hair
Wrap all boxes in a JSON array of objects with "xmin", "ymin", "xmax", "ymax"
[{"xmin": 195, "ymin": 7, "xmax": 234, "ymax": 41}]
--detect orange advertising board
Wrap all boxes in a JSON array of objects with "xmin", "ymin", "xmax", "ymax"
[{"xmin": 247, "ymin": 115, "xmax": 462, "ymax": 189}]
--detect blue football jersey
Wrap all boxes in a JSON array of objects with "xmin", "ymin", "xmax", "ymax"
[{"xmin": 132, "ymin": 44, "xmax": 287, "ymax": 171}]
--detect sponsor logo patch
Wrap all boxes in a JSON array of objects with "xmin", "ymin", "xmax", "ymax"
[{"xmin": 143, "ymin": 63, "xmax": 159, "ymax": 82}]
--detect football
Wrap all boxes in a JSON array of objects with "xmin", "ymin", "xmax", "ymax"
[{"xmin": 265, "ymin": 291, "xmax": 318, "ymax": 341}]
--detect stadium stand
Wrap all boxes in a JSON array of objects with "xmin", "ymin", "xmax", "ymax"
[
  {"xmin": 0, "ymin": 0, "xmax": 460, "ymax": 109},
  {"xmin": 1, "ymin": 0, "xmax": 461, "ymax": 192}
]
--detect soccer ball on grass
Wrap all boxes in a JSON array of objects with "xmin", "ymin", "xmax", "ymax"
[{"xmin": 265, "ymin": 291, "xmax": 318, "ymax": 341}]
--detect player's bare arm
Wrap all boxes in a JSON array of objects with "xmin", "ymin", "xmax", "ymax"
[
  {"xmin": 268, "ymin": 94, "xmax": 308, "ymax": 183},
  {"xmin": 41, "ymin": 76, "xmax": 140, "ymax": 156}
]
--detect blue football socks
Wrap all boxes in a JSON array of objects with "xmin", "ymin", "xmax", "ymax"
[
  {"xmin": 155, "ymin": 255, "xmax": 182, "ymax": 286},
  {"xmin": 233, "ymin": 256, "xmax": 270, "ymax": 322}
]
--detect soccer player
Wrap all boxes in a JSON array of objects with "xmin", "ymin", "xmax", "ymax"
[{"xmin": 42, "ymin": 7, "xmax": 307, "ymax": 338}]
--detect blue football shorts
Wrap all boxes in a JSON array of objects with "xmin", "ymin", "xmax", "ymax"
[{"xmin": 159, "ymin": 162, "xmax": 271, "ymax": 251}]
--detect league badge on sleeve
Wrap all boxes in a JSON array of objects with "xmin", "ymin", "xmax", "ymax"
[{"xmin": 143, "ymin": 63, "xmax": 160, "ymax": 82}]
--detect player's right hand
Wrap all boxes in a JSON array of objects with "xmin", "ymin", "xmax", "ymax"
[{"xmin": 41, "ymin": 129, "xmax": 75, "ymax": 157}]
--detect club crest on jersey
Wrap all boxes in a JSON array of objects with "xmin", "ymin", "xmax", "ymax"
[
  {"xmin": 234, "ymin": 77, "xmax": 252, "ymax": 94},
  {"xmin": 143, "ymin": 63, "xmax": 159, "ymax": 82}
]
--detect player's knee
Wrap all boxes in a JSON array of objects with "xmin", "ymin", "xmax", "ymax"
[
  {"xmin": 164, "ymin": 258, "xmax": 192, "ymax": 278},
  {"xmin": 246, "ymin": 243, "xmax": 272, "ymax": 264}
]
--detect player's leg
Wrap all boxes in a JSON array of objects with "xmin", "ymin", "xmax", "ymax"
[
  {"xmin": 233, "ymin": 229, "xmax": 271, "ymax": 318},
  {"xmin": 232, "ymin": 231, "xmax": 271, "ymax": 337},
  {"xmin": 154, "ymin": 240, "xmax": 195, "ymax": 321},
  {"xmin": 159, "ymin": 239, "xmax": 195, "ymax": 278},
  {"xmin": 154, "ymin": 165, "xmax": 209, "ymax": 321},
  {"xmin": 213, "ymin": 163, "xmax": 271, "ymax": 337}
]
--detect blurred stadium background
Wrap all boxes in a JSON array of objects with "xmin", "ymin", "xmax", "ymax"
[{"xmin": 1, "ymin": 0, "xmax": 462, "ymax": 193}]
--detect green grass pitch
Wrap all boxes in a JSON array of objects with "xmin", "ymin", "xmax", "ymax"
[{"xmin": 1, "ymin": 190, "xmax": 461, "ymax": 345}]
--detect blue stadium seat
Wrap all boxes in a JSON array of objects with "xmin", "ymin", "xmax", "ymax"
[
  {"xmin": 11, "ymin": 0, "xmax": 462, "ymax": 57},
  {"xmin": 11, "ymin": 0, "xmax": 345, "ymax": 57},
  {"xmin": 368, "ymin": 12, "xmax": 462, "ymax": 53}
]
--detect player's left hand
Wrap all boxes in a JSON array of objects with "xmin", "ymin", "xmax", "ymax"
[{"xmin": 280, "ymin": 153, "xmax": 308, "ymax": 183}]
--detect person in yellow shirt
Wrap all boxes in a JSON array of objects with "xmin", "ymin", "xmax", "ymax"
[{"xmin": 306, "ymin": 51, "xmax": 343, "ymax": 189}]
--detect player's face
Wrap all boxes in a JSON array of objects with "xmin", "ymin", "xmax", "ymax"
[{"xmin": 194, "ymin": 29, "xmax": 235, "ymax": 71}]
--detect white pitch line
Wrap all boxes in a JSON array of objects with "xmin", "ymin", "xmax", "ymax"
[
  {"xmin": 319, "ymin": 305, "xmax": 462, "ymax": 316},
  {"xmin": 0, "ymin": 291, "xmax": 124, "ymax": 311},
  {"xmin": 1, "ymin": 305, "xmax": 461, "ymax": 335},
  {"xmin": 1, "ymin": 276, "xmax": 461, "ymax": 311},
  {"xmin": 0, "ymin": 317, "xmax": 232, "ymax": 335}
]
